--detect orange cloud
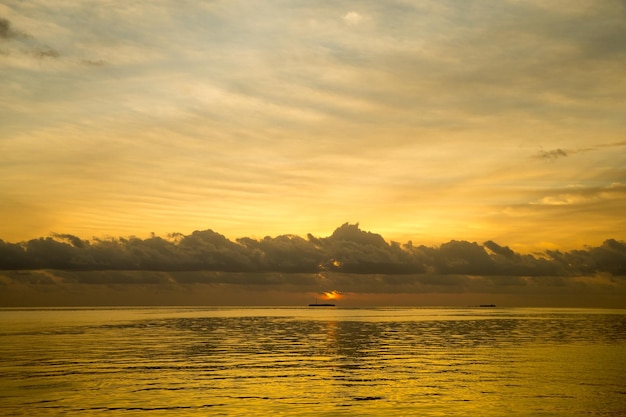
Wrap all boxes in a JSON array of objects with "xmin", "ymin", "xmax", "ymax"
[{"xmin": 323, "ymin": 290, "xmax": 343, "ymax": 300}]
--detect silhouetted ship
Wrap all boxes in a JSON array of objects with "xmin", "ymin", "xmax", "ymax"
[
  {"xmin": 309, "ymin": 299, "xmax": 335, "ymax": 307},
  {"xmin": 479, "ymin": 304, "xmax": 496, "ymax": 307}
]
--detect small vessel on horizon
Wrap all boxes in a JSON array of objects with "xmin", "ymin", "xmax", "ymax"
[{"xmin": 309, "ymin": 298, "xmax": 335, "ymax": 307}]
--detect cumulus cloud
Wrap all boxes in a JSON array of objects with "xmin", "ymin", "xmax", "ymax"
[
  {"xmin": 1, "ymin": 223, "xmax": 624, "ymax": 278},
  {"xmin": 2, "ymin": 224, "xmax": 625, "ymax": 307}
]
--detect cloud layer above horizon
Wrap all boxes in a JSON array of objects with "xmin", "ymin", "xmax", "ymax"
[
  {"xmin": 3, "ymin": 222, "xmax": 626, "ymax": 275},
  {"xmin": 1, "ymin": 0, "xmax": 625, "ymax": 252},
  {"xmin": 2, "ymin": 222, "xmax": 626, "ymax": 275},
  {"xmin": 2, "ymin": 224, "xmax": 625, "ymax": 308}
]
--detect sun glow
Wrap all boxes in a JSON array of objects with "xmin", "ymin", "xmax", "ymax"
[{"xmin": 323, "ymin": 290, "xmax": 342, "ymax": 300}]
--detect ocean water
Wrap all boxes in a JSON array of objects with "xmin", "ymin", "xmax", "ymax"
[{"xmin": 0, "ymin": 307, "xmax": 625, "ymax": 416}]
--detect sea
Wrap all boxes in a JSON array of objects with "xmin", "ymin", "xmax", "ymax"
[{"xmin": 1, "ymin": 307, "xmax": 625, "ymax": 416}]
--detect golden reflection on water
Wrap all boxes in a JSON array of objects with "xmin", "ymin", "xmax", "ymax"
[{"xmin": 0, "ymin": 307, "xmax": 625, "ymax": 416}]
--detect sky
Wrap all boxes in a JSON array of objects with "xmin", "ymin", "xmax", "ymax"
[{"xmin": 1, "ymin": 0, "xmax": 626, "ymax": 254}]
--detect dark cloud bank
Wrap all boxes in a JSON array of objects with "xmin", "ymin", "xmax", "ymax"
[
  {"xmin": 1, "ymin": 224, "xmax": 625, "ymax": 307},
  {"xmin": 2, "ymin": 223, "xmax": 624, "ymax": 275}
]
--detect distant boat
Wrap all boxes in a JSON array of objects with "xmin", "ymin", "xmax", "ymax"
[
  {"xmin": 479, "ymin": 304, "xmax": 496, "ymax": 307},
  {"xmin": 309, "ymin": 298, "xmax": 335, "ymax": 307}
]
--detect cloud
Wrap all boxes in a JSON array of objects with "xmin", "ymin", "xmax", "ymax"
[
  {"xmin": 343, "ymin": 11, "xmax": 364, "ymax": 26},
  {"xmin": 81, "ymin": 59, "xmax": 107, "ymax": 67},
  {"xmin": 314, "ymin": 223, "xmax": 425, "ymax": 274},
  {"xmin": 530, "ymin": 183, "xmax": 626, "ymax": 206},
  {"xmin": 1, "ymin": 223, "xmax": 624, "ymax": 279},
  {"xmin": 0, "ymin": 17, "xmax": 28, "ymax": 40},
  {"xmin": 2, "ymin": 224, "xmax": 625, "ymax": 307},
  {"xmin": 0, "ymin": 16, "xmax": 60, "ymax": 60},
  {"xmin": 536, "ymin": 141, "xmax": 626, "ymax": 160},
  {"xmin": 237, "ymin": 234, "xmax": 322, "ymax": 273},
  {"xmin": 597, "ymin": 140, "xmax": 626, "ymax": 149},
  {"xmin": 536, "ymin": 148, "xmax": 568, "ymax": 160},
  {"xmin": 51, "ymin": 233, "xmax": 87, "ymax": 248},
  {"xmin": 0, "ymin": 1, "xmax": 624, "ymax": 267},
  {"xmin": 2, "ymin": 268, "xmax": 624, "ymax": 307},
  {"xmin": 546, "ymin": 239, "xmax": 626, "ymax": 276},
  {"xmin": 31, "ymin": 46, "xmax": 60, "ymax": 59}
]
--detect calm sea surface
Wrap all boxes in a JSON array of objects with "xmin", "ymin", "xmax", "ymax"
[{"xmin": 1, "ymin": 307, "xmax": 625, "ymax": 416}]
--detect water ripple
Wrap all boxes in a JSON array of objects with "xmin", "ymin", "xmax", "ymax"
[{"xmin": 1, "ymin": 308, "xmax": 625, "ymax": 416}]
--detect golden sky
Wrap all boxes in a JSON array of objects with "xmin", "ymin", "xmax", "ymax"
[{"xmin": 1, "ymin": 0, "xmax": 625, "ymax": 252}]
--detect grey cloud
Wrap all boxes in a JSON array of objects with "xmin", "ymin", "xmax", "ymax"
[
  {"xmin": 3, "ymin": 269, "xmax": 623, "ymax": 308},
  {"xmin": 483, "ymin": 240, "xmax": 516, "ymax": 258},
  {"xmin": 0, "ymin": 16, "xmax": 60, "ymax": 59},
  {"xmin": 31, "ymin": 46, "xmax": 60, "ymax": 59},
  {"xmin": 536, "ymin": 148, "xmax": 568, "ymax": 160},
  {"xmin": 2, "ymin": 226, "xmax": 626, "ymax": 308},
  {"xmin": 237, "ymin": 234, "xmax": 322, "ymax": 273},
  {"xmin": 401, "ymin": 1, "xmax": 626, "ymax": 120},
  {"xmin": 546, "ymin": 239, "xmax": 626, "ymax": 276},
  {"xmin": 483, "ymin": 240, "xmax": 559, "ymax": 276},
  {"xmin": 595, "ymin": 140, "xmax": 626, "ymax": 150},
  {"xmin": 548, "ymin": 141, "xmax": 626, "ymax": 157},
  {"xmin": 0, "ymin": 17, "xmax": 28, "ymax": 40},
  {"xmin": 1, "ymin": 224, "xmax": 625, "ymax": 279},
  {"xmin": 0, "ymin": 240, "xmax": 28, "ymax": 269},
  {"xmin": 82, "ymin": 59, "xmax": 107, "ymax": 67},
  {"xmin": 316, "ymin": 223, "xmax": 424, "ymax": 274},
  {"xmin": 431, "ymin": 240, "xmax": 495, "ymax": 275},
  {"xmin": 51, "ymin": 233, "xmax": 87, "ymax": 248}
]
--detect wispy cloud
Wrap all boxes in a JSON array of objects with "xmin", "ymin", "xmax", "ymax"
[
  {"xmin": 0, "ymin": 16, "xmax": 28, "ymax": 40},
  {"xmin": 0, "ymin": 0, "xmax": 624, "ymax": 255},
  {"xmin": 530, "ymin": 183, "xmax": 626, "ymax": 206},
  {"xmin": 536, "ymin": 141, "xmax": 626, "ymax": 160},
  {"xmin": 0, "ymin": 15, "xmax": 60, "ymax": 59},
  {"xmin": 536, "ymin": 148, "xmax": 568, "ymax": 160}
]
